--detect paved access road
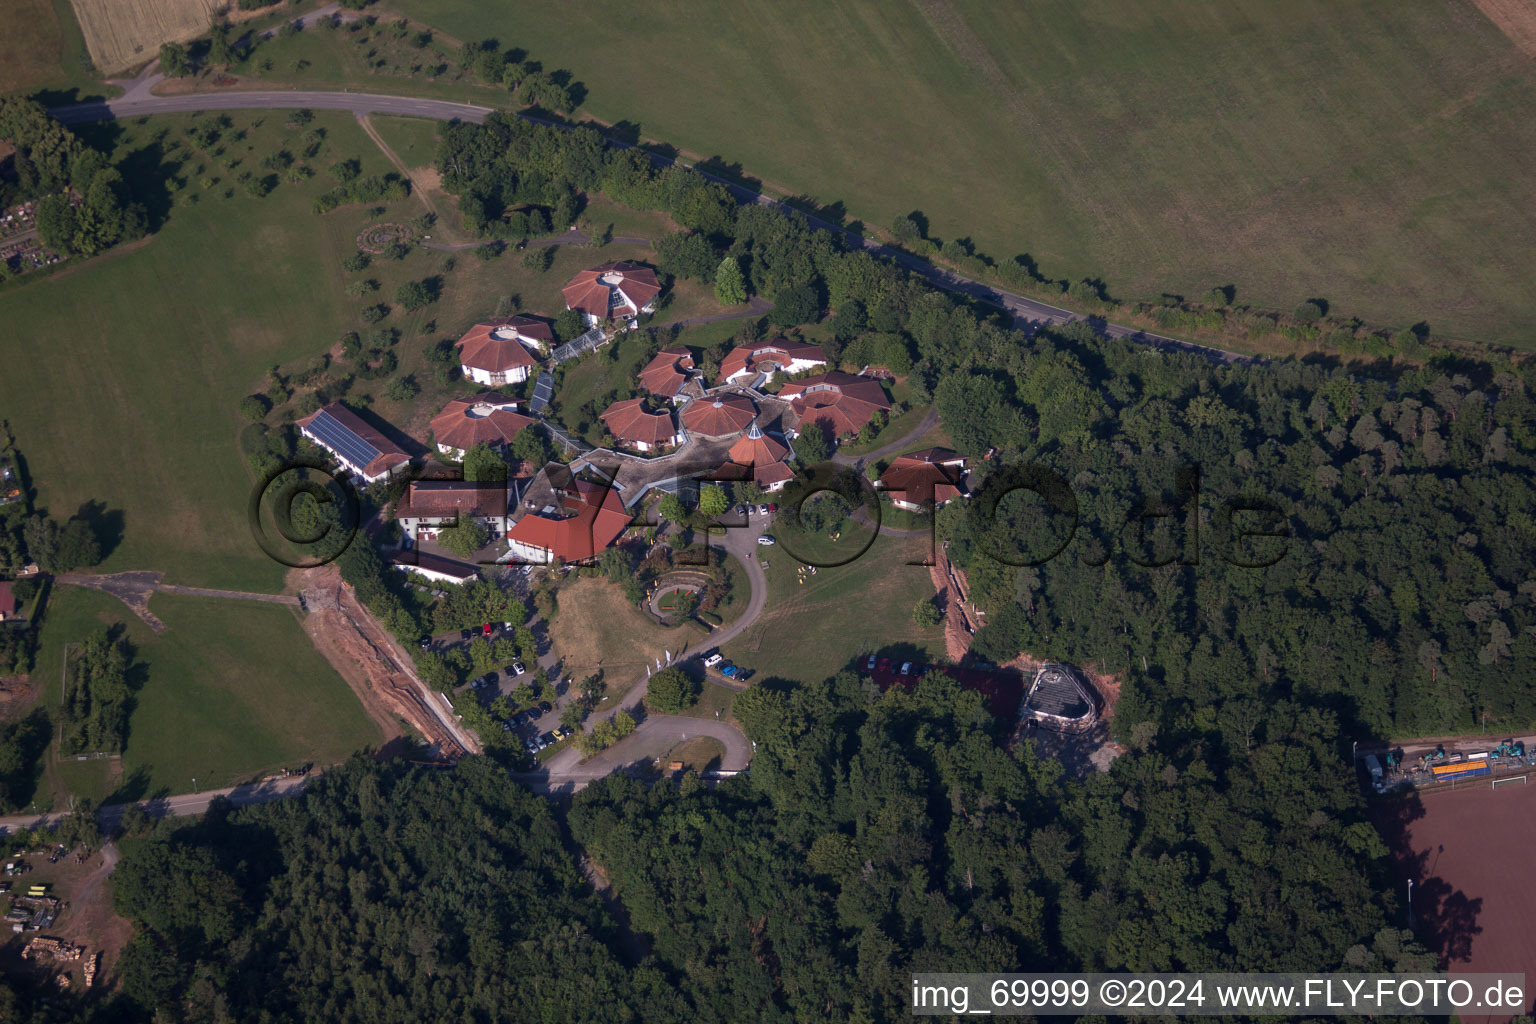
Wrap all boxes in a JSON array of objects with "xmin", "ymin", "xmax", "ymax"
[
  {"xmin": 0, "ymin": 775, "xmax": 310, "ymax": 837},
  {"xmin": 51, "ymin": 88, "xmax": 1251, "ymax": 363}
]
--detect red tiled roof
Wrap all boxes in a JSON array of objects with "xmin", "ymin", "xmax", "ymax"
[
  {"xmin": 681, "ymin": 394, "xmax": 756, "ymax": 437},
  {"xmin": 878, "ymin": 449, "xmax": 967, "ymax": 506},
  {"xmin": 430, "ymin": 394, "xmax": 534, "ymax": 452},
  {"xmin": 637, "ymin": 346, "xmax": 695, "ymax": 396},
  {"xmin": 600, "ymin": 398, "xmax": 677, "ymax": 448},
  {"xmin": 455, "ymin": 318, "xmax": 544, "ymax": 373},
  {"xmin": 297, "ymin": 402, "xmax": 411, "ymax": 478},
  {"xmin": 562, "ymin": 261, "xmax": 662, "ymax": 319},
  {"xmin": 393, "ymin": 479, "xmax": 508, "ymax": 520},
  {"xmin": 717, "ymin": 422, "xmax": 793, "ymax": 487},
  {"xmin": 507, "ymin": 479, "xmax": 632, "ymax": 562},
  {"xmin": 0, "ymin": 582, "xmax": 14, "ymax": 618},
  {"xmin": 719, "ymin": 338, "xmax": 827, "ymax": 382},
  {"xmin": 779, "ymin": 371, "xmax": 891, "ymax": 437}
]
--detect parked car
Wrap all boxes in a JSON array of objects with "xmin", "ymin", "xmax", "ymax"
[
  {"xmin": 721, "ymin": 664, "xmax": 738, "ymax": 678},
  {"xmin": 757, "ymin": 504, "xmax": 770, "ymax": 515},
  {"xmin": 482, "ymin": 622, "xmax": 494, "ymax": 637},
  {"xmin": 866, "ymin": 655, "xmax": 877, "ymax": 671},
  {"xmin": 553, "ymin": 726, "xmax": 571, "ymax": 741},
  {"xmin": 528, "ymin": 705, "xmax": 543, "ymax": 720},
  {"xmin": 767, "ymin": 503, "xmax": 778, "ymax": 513},
  {"xmin": 538, "ymin": 701, "xmax": 552, "ymax": 713},
  {"xmin": 512, "ymin": 662, "xmax": 526, "ymax": 677},
  {"xmin": 704, "ymin": 653, "xmax": 724, "ymax": 667},
  {"xmin": 460, "ymin": 629, "xmax": 474, "ymax": 641},
  {"xmin": 899, "ymin": 662, "xmax": 912, "ymax": 675},
  {"xmin": 419, "ymin": 637, "xmax": 432, "ymax": 650},
  {"xmin": 736, "ymin": 504, "xmax": 749, "ymax": 516},
  {"xmin": 539, "ymin": 731, "xmax": 556, "ymax": 747},
  {"xmin": 757, "ymin": 535, "xmax": 776, "ymax": 546}
]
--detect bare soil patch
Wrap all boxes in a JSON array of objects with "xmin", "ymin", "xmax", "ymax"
[
  {"xmin": 1470, "ymin": 0, "xmax": 1536, "ymax": 57},
  {"xmin": 1375, "ymin": 783, "xmax": 1536, "ymax": 1022},
  {"xmin": 0, "ymin": 843, "xmax": 131, "ymax": 998},
  {"xmin": 288, "ymin": 565, "xmax": 473, "ymax": 759}
]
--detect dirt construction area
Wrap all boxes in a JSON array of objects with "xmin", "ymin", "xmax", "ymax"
[
  {"xmin": 290, "ymin": 566, "xmax": 477, "ymax": 760},
  {"xmin": 0, "ymin": 843, "xmax": 131, "ymax": 998},
  {"xmin": 1374, "ymin": 782, "xmax": 1536, "ymax": 1022}
]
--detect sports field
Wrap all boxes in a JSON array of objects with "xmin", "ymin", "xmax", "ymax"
[
  {"xmin": 1375, "ymin": 782, "xmax": 1536, "ymax": 1010},
  {"xmin": 33, "ymin": 586, "xmax": 382, "ymax": 805},
  {"xmin": 396, "ymin": 0, "xmax": 1536, "ymax": 345}
]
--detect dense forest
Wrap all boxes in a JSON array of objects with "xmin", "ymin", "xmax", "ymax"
[{"xmin": 22, "ymin": 699, "xmax": 1433, "ymax": 1022}]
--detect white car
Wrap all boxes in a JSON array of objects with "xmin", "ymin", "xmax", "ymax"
[
  {"xmin": 757, "ymin": 535, "xmax": 776, "ymax": 546},
  {"xmin": 512, "ymin": 662, "xmax": 526, "ymax": 676},
  {"xmin": 757, "ymin": 504, "xmax": 770, "ymax": 515},
  {"xmin": 900, "ymin": 662, "xmax": 912, "ymax": 675},
  {"xmin": 704, "ymin": 653, "xmax": 724, "ymax": 667}
]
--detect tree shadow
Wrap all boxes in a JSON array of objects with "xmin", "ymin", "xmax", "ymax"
[
  {"xmin": 696, "ymin": 156, "xmax": 762, "ymax": 195},
  {"xmin": 73, "ymin": 498, "xmax": 125, "ymax": 562},
  {"xmin": 605, "ymin": 120, "xmax": 643, "ymax": 147}
]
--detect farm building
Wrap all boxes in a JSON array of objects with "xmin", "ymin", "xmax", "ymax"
[
  {"xmin": 297, "ymin": 403, "xmax": 411, "ymax": 485},
  {"xmin": 562, "ymin": 261, "xmax": 662, "ymax": 326},
  {"xmin": 719, "ymin": 338, "xmax": 827, "ymax": 385},
  {"xmin": 680, "ymin": 394, "xmax": 757, "ymax": 438},
  {"xmin": 876, "ymin": 449, "xmax": 969, "ymax": 511},
  {"xmin": 455, "ymin": 318, "xmax": 543, "ymax": 386},
  {"xmin": 779, "ymin": 371, "xmax": 891, "ymax": 439},
  {"xmin": 600, "ymin": 398, "xmax": 682, "ymax": 453},
  {"xmin": 637, "ymin": 346, "xmax": 696, "ymax": 400},
  {"xmin": 1019, "ymin": 663, "xmax": 1100, "ymax": 732},
  {"xmin": 429, "ymin": 394, "xmax": 534, "ymax": 460},
  {"xmin": 393, "ymin": 480, "xmax": 512, "ymax": 548}
]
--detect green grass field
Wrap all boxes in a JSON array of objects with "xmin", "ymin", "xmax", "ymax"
[
  {"xmin": 0, "ymin": 111, "xmax": 410, "ymax": 590},
  {"xmin": 723, "ymin": 531, "xmax": 944, "ymax": 684},
  {"xmin": 0, "ymin": 0, "xmax": 103, "ymax": 98},
  {"xmin": 32, "ymin": 586, "xmax": 381, "ymax": 805},
  {"xmin": 391, "ymin": 0, "xmax": 1536, "ymax": 346}
]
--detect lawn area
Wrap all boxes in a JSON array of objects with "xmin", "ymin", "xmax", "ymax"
[
  {"xmin": 0, "ymin": 0, "xmax": 106, "ymax": 99},
  {"xmin": 548, "ymin": 574, "xmax": 710, "ymax": 699},
  {"xmin": 393, "ymin": 0, "xmax": 1536, "ymax": 346},
  {"xmin": 723, "ymin": 530, "xmax": 944, "ymax": 684},
  {"xmin": 664, "ymin": 734, "xmax": 725, "ymax": 771},
  {"xmin": 368, "ymin": 114, "xmax": 442, "ymax": 170},
  {"xmin": 31, "ymin": 586, "xmax": 382, "ymax": 807},
  {"xmin": 0, "ymin": 111, "xmax": 408, "ymax": 591}
]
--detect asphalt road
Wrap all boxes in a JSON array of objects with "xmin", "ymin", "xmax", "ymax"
[
  {"xmin": 50, "ymin": 86, "xmax": 1252, "ymax": 363},
  {"xmin": 0, "ymin": 774, "xmax": 310, "ymax": 837}
]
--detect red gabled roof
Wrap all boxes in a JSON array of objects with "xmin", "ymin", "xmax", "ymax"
[
  {"xmin": 878, "ymin": 449, "xmax": 967, "ymax": 506},
  {"xmin": 719, "ymin": 338, "xmax": 827, "ymax": 382},
  {"xmin": 507, "ymin": 479, "xmax": 632, "ymax": 562},
  {"xmin": 430, "ymin": 394, "xmax": 534, "ymax": 452},
  {"xmin": 455, "ymin": 318, "xmax": 544, "ymax": 373},
  {"xmin": 600, "ymin": 398, "xmax": 677, "ymax": 448},
  {"xmin": 297, "ymin": 402, "xmax": 411, "ymax": 478},
  {"xmin": 681, "ymin": 393, "xmax": 756, "ymax": 437},
  {"xmin": 393, "ymin": 479, "xmax": 508, "ymax": 520},
  {"xmin": 779, "ymin": 371, "xmax": 891, "ymax": 438},
  {"xmin": 637, "ymin": 346, "xmax": 695, "ymax": 396},
  {"xmin": 562, "ymin": 261, "xmax": 662, "ymax": 319}
]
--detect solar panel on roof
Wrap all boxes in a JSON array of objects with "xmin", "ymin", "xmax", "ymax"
[{"xmin": 307, "ymin": 410, "xmax": 382, "ymax": 470}]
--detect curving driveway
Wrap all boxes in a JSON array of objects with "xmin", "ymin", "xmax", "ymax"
[{"xmin": 50, "ymin": 88, "xmax": 1252, "ymax": 362}]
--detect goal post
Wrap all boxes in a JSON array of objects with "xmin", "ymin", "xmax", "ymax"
[{"xmin": 1492, "ymin": 774, "xmax": 1528, "ymax": 790}]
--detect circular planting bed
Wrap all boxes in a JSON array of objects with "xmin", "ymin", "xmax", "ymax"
[
  {"xmin": 648, "ymin": 574, "xmax": 706, "ymax": 623},
  {"xmin": 356, "ymin": 222, "xmax": 412, "ymax": 254}
]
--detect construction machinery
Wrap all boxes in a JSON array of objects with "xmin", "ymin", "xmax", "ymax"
[
  {"xmin": 1492, "ymin": 738, "xmax": 1525, "ymax": 759},
  {"xmin": 1420, "ymin": 743, "xmax": 1448, "ymax": 767}
]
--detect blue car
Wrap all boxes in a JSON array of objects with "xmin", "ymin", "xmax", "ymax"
[{"xmin": 721, "ymin": 664, "xmax": 738, "ymax": 678}]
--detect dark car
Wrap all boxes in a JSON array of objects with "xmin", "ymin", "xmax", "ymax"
[
  {"xmin": 419, "ymin": 637, "xmax": 432, "ymax": 650},
  {"xmin": 538, "ymin": 701, "xmax": 552, "ymax": 713},
  {"xmin": 460, "ymin": 629, "xmax": 473, "ymax": 641},
  {"xmin": 528, "ymin": 705, "xmax": 544, "ymax": 720}
]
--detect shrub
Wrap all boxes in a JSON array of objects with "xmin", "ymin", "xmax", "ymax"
[{"xmin": 238, "ymin": 395, "xmax": 270, "ymax": 422}]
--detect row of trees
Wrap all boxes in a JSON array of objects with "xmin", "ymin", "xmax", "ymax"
[{"xmin": 59, "ymin": 627, "xmax": 133, "ymax": 755}]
